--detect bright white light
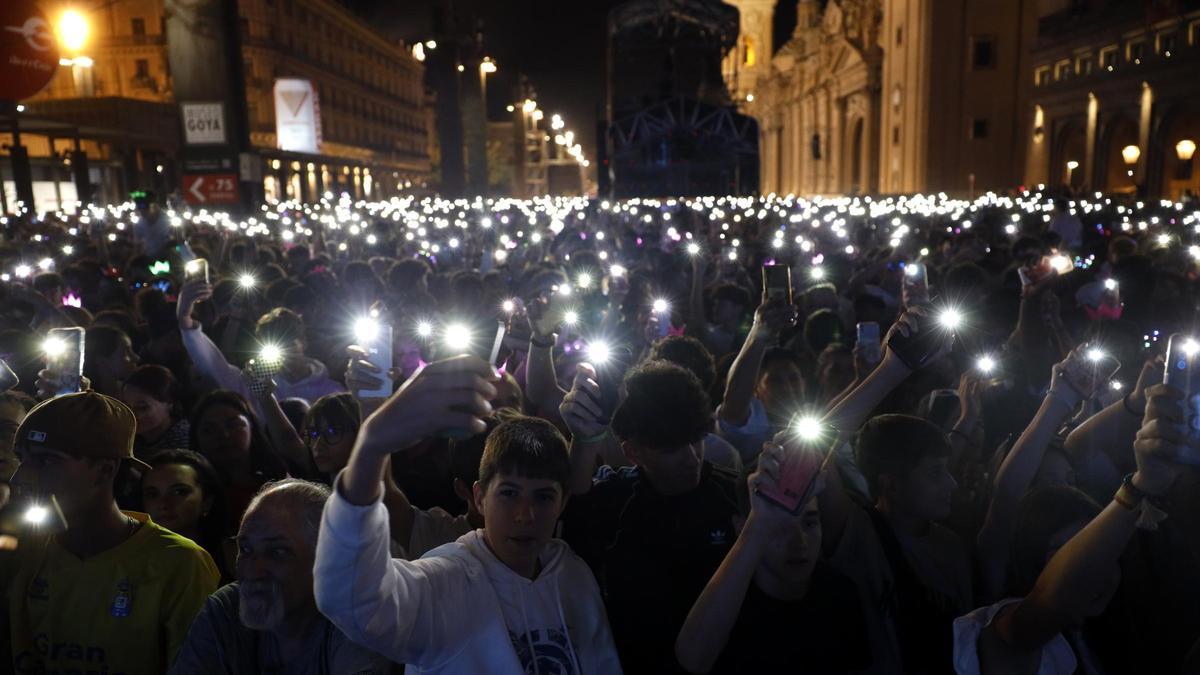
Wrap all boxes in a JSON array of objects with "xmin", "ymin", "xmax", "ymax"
[
  {"xmin": 686, "ymin": 242, "xmax": 700, "ymax": 255},
  {"xmin": 1182, "ymin": 338, "xmax": 1199, "ymax": 357},
  {"xmin": 42, "ymin": 337, "xmax": 66, "ymax": 357},
  {"xmin": 238, "ymin": 274, "xmax": 256, "ymax": 289},
  {"xmin": 577, "ymin": 273, "xmax": 593, "ymax": 289},
  {"xmin": 416, "ymin": 321, "xmax": 434, "ymax": 338},
  {"xmin": 794, "ymin": 416, "xmax": 823, "ymax": 441},
  {"xmin": 23, "ymin": 505, "xmax": 48, "ymax": 525},
  {"xmin": 259, "ymin": 344, "xmax": 284, "ymax": 363},
  {"xmin": 1049, "ymin": 254, "xmax": 1073, "ymax": 275},
  {"xmin": 810, "ymin": 267, "xmax": 825, "ymax": 281},
  {"xmin": 587, "ymin": 341, "xmax": 612, "ymax": 365},
  {"xmin": 939, "ymin": 308, "xmax": 963, "ymax": 330},
  {"xmin": 563, "ymin": 310, "xmax": 580, "ymax": 326},
  {"xmin": 976, "ymin": 355, "xmax": 996, "ymax": 374},
  {"xmin": 652, "ymin": 298, "xmax": 669, "ymax": 314},
  {"xmin": 1110, "ymin": 380, "xmax": 1123, "ymax": 391},
  {"xmin": 444, "ymin": 323, "xmax": 472, "ymax": 351},
  {"xmin": 354, "ymin": 318, "xmax": 379, "ymax": 343},
  {"xmin": 502, "ymin": 299, "xmax": 516, "ymax": 314},
  {"xmin": 1086, "ymin": 347, "xmax": 1105, "ymax": 362},
  {"xmin": 905, "ymin": 264, "xmax": 920, "ymax": 277},
  {"xmin": 610, "ymin": 264, "xmax": 626, "ymax": 278},
  {"xmin": 15, "ymin": 265, "xmax": 32, "ymax": 278},
  {"xmin": 37, "ymin": 258, "xmax": 53, "ymax": 271},
  {"xmin": 1103, "ymin": 278, "xmax": 1117, "ymax": 291},
  {"xmin": 1158, "ymin": 233, "xmax": 1171, "ymax": 246}
]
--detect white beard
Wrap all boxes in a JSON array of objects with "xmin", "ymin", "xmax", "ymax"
[{"xmin": 238, "ymin": 580, "xmax": 286, "ymax": 631}]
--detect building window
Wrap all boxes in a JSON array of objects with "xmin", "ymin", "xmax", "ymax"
[
  {"xmin": 892, "ymin": 127, "xmax": 900, "ymax": 145},
  {"xmin": 136, "ymin": 59, "xmax": 150, "ymax": 78},
  {"xmin": 131, "ymin": 17, "xmax": 145, "ymax": 36},
  {"xmin": 971, "ymin": 118, "xmax": 989, "ymax": 139},
  {"xmin": 971, "ymin": 36, "xmax": 995, "ymax": 69},
  {"xmin": 1035, "ymin": 66, "xmax": 1051, "ymax": 86},
  {"xmin": 1054, "ymin": 60, "xmax": 1071, "ymax": 81},
  {"xmin": 1099, "ymin": 45, "xmax": 1118, "ymax": 71},
  {"xmin": 896, "ymin": 26, "xmax": 903, "ymax": 46},
  {"xmin": 1075, "ymin": 53, "xmax": 1093, "ymax": 76},
  {"xmin": 1127, "ymin": 39, "xmax": 1145, "ymax": 64},
  {"xmin": 1157, "ymin": 31, "xmax": 1177, "ymax": 56}
]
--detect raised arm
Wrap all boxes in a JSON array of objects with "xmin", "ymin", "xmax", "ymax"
[
  {"xmin": 176, "ymin": 279, "xmax": 245, "ymax": 393},
  {"xmin": 684, "ymin": 253, "xmax": 709, "ymax": 342},
  {"xmin": 976, "ymin": 356, "xmax": 1083, "ymax": 599},
  {"xmin": 718, "ymin": 295, "xmax": 796, "ymax": 426},
  {"xmin": 986, "ymin": 384, "xmax": 1183, "ymax": 655},
  {"xmin": 559, "ymin": 362, "xmax": 613, "ymax": 496},
  {"xmin": 253, "ymin": 385, "xmax": 317, "ymax": 478},
  {"xmin": 1063, "ymin": 357, "xmax": 1162, "ymax": 479},
  {"xmin": 675, "ymin": 445, "xmax": 799, "ymax": 673}
]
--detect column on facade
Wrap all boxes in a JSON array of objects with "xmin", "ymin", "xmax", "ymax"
[
  {"xmin": 1085, "ymin": 93, "xmax": 1099, "ymax": 191},
  {"xmin": 790, "ymin": 91, "xmax": 803, "ymax": 195},
  {"xmin": 831, "ymin": 95, "xmax": 846, "ymax": 194}
]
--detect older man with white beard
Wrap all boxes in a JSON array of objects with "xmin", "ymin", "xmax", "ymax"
[{"xmin": 170, "ymin": 479, "xmax": 391, "ymax": 674}]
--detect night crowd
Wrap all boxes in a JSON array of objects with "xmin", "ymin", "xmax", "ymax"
[{"xmin": 0, "ymin": 188, "xmax": 1198, "ymax": 674}]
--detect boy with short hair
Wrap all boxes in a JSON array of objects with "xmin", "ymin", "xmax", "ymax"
[{"xmin": 314, "ymin": 356, "xmax": 620, "ymax": 674}]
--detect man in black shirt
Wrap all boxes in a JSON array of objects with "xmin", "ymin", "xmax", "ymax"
[
  {"xmin": 559, "ymin": 360, "xmax": 739, "ymax": 674},
  {"xmin": 675, "ymin": 443, "xmax": 870, "ymax": 674}
]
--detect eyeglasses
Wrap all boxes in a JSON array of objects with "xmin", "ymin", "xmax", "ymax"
[{"xmin": 305, "ymin": 426, "xmax": 352, "ymax": 445}]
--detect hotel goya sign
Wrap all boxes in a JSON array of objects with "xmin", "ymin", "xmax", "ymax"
[{"xmin": 1, "ymin": 1, "xmax": 59, "ymax": 101}]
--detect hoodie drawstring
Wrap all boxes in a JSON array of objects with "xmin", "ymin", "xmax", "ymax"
[
  {"xmin": 554, "ymin": 581, "xmax": 583, "ymax": 675},
  {"xmin": 519, "ymin": 588, "xmax": 541, "ymax": 675}
]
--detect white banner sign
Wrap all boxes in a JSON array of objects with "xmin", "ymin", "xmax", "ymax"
[
  {"xmin": 181, "ymin": 102, "xmax": 226, "ymax": 144},
  {"xmin": 274, "ymin": 78, "xmax": 321, "ymax": 154}
]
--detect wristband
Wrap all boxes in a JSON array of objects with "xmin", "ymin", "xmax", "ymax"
[
  {"xmin": 1122, "ymin": 392, "xmax": 1143, "ymax": 418},
  {"xmin": 1114, "ymin": 473, "xmax": 1169, "ymax": 531},
  {"xmin": 574, "ymin": 429, "xmax": 609, "ymax": 444}
]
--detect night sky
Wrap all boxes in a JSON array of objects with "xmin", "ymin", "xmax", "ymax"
[{"xmin": 342, "ymin": 0, "xmax": 628, "ymax": 161}]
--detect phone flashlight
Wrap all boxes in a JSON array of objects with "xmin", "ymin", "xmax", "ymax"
[
  {"xmin": 1103, "ymin": 278, "xmax": 1118, "ymax": 291},
  {"xmin": 239, "ymin": 274, "xmax": 257, "ymax": 289},
  {"xmin": 502, "ymin": 299, "xmax": 516, "ymax": 314},
  {"xmin": 1087, "ymin": 347, "xmax": 1105, "ymax": 362},
  {"xmin": 415, "ymin": 320, "xmax": 434, "ymax": 339},
  {"xmin": 42, "ymin": 337, "xmax": 66, "ymax": 358},
  {"xmin": 577, "ymin": 273, "xmax": 593, "ymax": 289},
  {"xmin": 444, "ymin": 323, "xmax": 472, "ymax": 351},
  {"xmin": 586, "ymin": 340, "xmax": 612, "ymax": 366},
  {"xmin": 563, "ymin": 310, "xmax": 580, "ymax": 327},
  {"xmin": 652, "ymin": 298, "xmax": 669, "ymax": 314},
  {"xmin": 1049, "ymin": 254, "xmax": 1073, "ymax": 275},
  {"xmin": 793, "ymin": 415, "xmax": 824, "ymax": 442},
  {"xmin": 609, "ymin": 264, "xmax": 626, "ymax": 278},
  {"xmin": 810, "ymin": 267, "xmax": 825, "ymax": 281},
  {"xmin": 259, "ymin": 344, "xmax": 284, "ymax": 364},
  {"xmin": 976, "ymin": 355, "xmax": 997, "ymax": 375},
  {"xmin": 686, "ymin": 242, "xmax": 701, "ymax": 256},
  {"xmin": 938, "ymin": 308, "xmax": 964, "ymax": 331},
  {"xmin": 354, "ymin": 317, "xmax": 380, "ymax": 344}
]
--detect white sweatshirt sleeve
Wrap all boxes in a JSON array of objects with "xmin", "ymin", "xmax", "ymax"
[
  {"xmin": 180, "ymin": 324, "xmax": 248, "ymax": 397},
  {"xmin": 314, "ymin": 476, "xmax": 483, "ymax": 668}
]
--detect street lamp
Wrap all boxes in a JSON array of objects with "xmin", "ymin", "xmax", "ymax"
[
  {"xmin": 57, "ymin": 10, "xmax": 89, "ymax": 53},
  {"xmin": 1177, "ymin": 139, "xmax": 1197, "ymax": 162},
  {"xmin": 1121, "ymin": 144, "xmax": 1140, "ymax": 165}
]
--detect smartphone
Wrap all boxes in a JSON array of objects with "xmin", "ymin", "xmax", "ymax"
[
  {"xmin": 488, "ymin": 321, "xmax": 507, "ymax": 367},
  {"xmin": 1060, "ymin": 346, "xmax": 1121, "ymax": 397},
  {"xmin": 589, "ymin": 343, "xmax": 633, "ymax": 424},
  {"xmin": 357, "ymin": 323, "xmax": 394, "ymax": 399},
  {"xmin": 856, "ymin": 322, "xmax": 881, "ymax": 366},
  {"xmin": 1163, "ymin": 334, "xmax": 1200, "ymax": 465},
  {"xmin": 0, "ymin": 359, "xmax": 18, "ymax": 393},
  {"xmin": 762, "ymin": 265, "xmax": 793, "ymax": 304},
  {"xmin": 1018, "ymin": 257, "xmax": 1053, "ymax": 287},
  {"xmin": 904, "ymin": 262, "xmax": 928, "ymax": 289},
  {"xmin": 185, "ymin": 258, "xmax": 209, "ymax": 285},
  {"xmin": 756, "ymin": 441, "xmax": 826, "ymax": 514},
  {"xmin": 45, "ymin": 327, "xmax": 85, "ymax": 398},
  {"xmin": 886, "ymin": 305, "xmax": 957, "ymax": 371},
  {"xmin": 246, "ymin": 350, "xmax": 285, "ymax": 397}
]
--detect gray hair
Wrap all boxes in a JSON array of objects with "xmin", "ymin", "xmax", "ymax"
[{"xmin": 243, "ymin": 478, "xmax": 331, "ymax": 547}]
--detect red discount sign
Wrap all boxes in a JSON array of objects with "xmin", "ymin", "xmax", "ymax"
[{"xmin": 0, "ymin": 0, "xmax": 60, "ymax": 101}]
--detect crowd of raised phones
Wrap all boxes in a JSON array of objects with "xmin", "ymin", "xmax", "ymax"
[{"xmin": 0, "ymin": 188, "xmax": 1197, "ymax": 674}]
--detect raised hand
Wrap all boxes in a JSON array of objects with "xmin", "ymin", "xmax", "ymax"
[
  {"xmin": 176, "ymin": 279, "xmax": 213, "ymax": 330},
  {"xmin": 559, "ymin": 363, "xmax": 608, "ymax": 439}
]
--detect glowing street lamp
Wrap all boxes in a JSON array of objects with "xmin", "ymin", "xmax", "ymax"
[
  {"xmin": 1177, "ymin": 139, "xmax": 1197, "ymax": 162},
  {"xmin": 57, "ymin": 10, "xmax": 89, "ymax": 53},
  {"xmin": 1121, "ymin": 145, "xmax": 1141, "ymax": 166}
]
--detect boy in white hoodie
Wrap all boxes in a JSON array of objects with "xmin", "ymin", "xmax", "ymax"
[{"xmin": 314, "ymin": 355, "xmax": 622, "ymax": 675}]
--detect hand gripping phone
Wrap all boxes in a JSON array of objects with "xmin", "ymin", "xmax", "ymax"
[
  {"xmin": 44, "ymin": 327, "xmax": 85, "ymax": 398},
  {"xmin": 763, "ymin": 265, "xmax": 793, "ymax": 304},
  {"xmin": 1163, "ymin": 334, "xmax": 1200, "ymax": 465},
  {"xmin": 757, "ymin": 436, "xmax": 826, "ymax": 514}
]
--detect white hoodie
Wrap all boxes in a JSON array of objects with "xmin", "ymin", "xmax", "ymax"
[{"xmin": 314, "ymin": 481, "xmax": 623, "ymax": 675}]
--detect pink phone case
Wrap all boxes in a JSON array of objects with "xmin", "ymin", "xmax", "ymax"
[{"xmin": 757, "ymin": 445, "xmax": 825, "ymax": 514}]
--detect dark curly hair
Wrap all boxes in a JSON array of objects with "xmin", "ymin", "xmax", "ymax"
[
  {"xmin": 611, "ymin": 360, "xmax": 711, "ymax": 449},
  {"xmin": 854, "ymin": 414, "xmax": 951, "ymax": 500},
  {"xmin": 649, "ymin": 336, "xmax": 717, "ymax": 390}
]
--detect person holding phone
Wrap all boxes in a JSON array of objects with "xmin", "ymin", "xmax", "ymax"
[{"xmin": 675, "ymin": 444, "xmax": 871, "ymax": 674}]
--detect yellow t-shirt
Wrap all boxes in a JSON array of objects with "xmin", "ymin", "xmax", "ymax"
[{"xmin": 4, "ymin": 511, "xmax": 219, "ymax": 674}]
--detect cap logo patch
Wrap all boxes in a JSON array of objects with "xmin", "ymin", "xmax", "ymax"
[{"xmin": 27, "ymin": 431, "xmax": 47, "ymax": 443}]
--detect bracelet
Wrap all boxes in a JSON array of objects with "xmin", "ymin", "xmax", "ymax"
[
  {"xmin": 530, "ymin": 334, "xmax": 556, "ymax": 349},
  {"xmin": 574, "ymin": 429, "xmax": 609, "ymax": 444},
  {"xmin": 1114, "ymin": 473, "xmax": 1169, "ymax": 531},
  {"xmin": 1122, "ymin": 392, "xmax": 1144, "ymax": 418}
]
